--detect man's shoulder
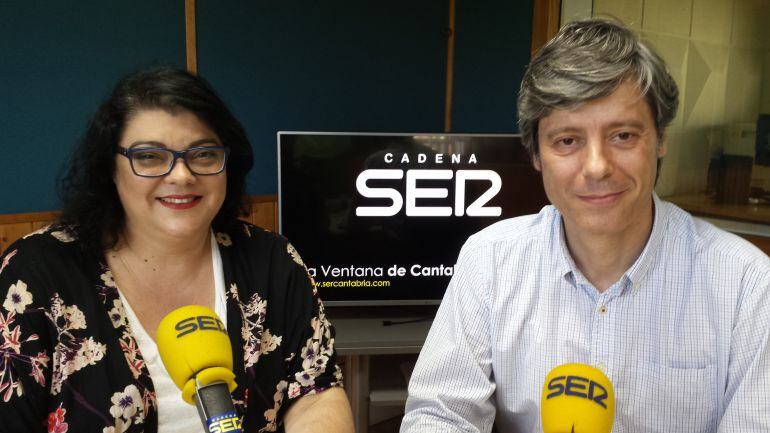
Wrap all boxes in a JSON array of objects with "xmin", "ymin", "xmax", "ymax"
[
  {"xmin": 463, "ymin": 205, "xmax": 556, "ymax": 252},
  {"xmin": 662, "ymin": 201, "xmax": 770, "ymax": 270}
]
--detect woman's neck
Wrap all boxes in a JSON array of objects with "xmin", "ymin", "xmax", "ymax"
[{"xmin": 119, "ymin": 226, "xmax": 211, "ymax": 265}]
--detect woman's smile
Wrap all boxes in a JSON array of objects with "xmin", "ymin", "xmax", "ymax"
[{"xmin": 156, "ymin": 194, "xmax": 203, "ymax": 209}]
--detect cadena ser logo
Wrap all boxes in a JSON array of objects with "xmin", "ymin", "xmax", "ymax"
[
  {"xmin": 175, "ymin": 315, "xmax": 227, "ymax": 338},
  {"xmin": 355, "ymin": 152, "xmax": 502, "ymax": 217},
  {"xmin": 207, "ymin": 412, "xmax": 242, "ymax": 433},
  {"xmin": 546, "ymin": 375, "xmax": 609, "ymax": 409}
]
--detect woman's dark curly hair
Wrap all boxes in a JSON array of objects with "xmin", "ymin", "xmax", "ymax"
[{"xmin": 58, "ymin": 66, "xmax": 253, "ymax": 254}]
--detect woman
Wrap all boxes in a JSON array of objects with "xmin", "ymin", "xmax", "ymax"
[{"xmin": 0, "ymin": 67, "xmax": 353, "ymax": 433}]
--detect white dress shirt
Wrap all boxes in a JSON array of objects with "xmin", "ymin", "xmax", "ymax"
[{"xmin": 401, "ymin": 194, "xmax": 770, "ymax": 433}]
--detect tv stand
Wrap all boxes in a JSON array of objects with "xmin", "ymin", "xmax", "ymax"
[{"xmin": 329, "ymin": 305, "xmax": 436, "ymax": 433}]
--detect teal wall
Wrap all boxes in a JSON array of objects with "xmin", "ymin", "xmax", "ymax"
[
  {"xmin": 0, "ymin": 1, "xmax": 185, "ymax": 213},
  {"xmin": 0, "ymin": 0, "xmax": 532, "ymax": 213},
  {"xmin": 452, "ymin": 1, "xmax": 532, "ymax": 131}
]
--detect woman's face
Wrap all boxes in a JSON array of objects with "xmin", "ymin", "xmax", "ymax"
[{"xmin": 114, "ymin": 108, "xmax": 227, "ymax": 243}]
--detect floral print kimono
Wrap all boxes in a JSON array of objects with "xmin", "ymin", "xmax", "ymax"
[{"xmin": 0, "ymin": 222, "xmax": 342, "ymax": 432}]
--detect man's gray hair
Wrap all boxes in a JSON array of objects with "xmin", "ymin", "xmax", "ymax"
[{"xmin": 517, "ymin": 18, "xmax": 679, "ymax": 159}]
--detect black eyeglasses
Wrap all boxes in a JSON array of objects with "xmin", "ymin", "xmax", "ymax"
[{"xmin": 116, "ymin": 146, "xmax": 230, "ymax": 177}]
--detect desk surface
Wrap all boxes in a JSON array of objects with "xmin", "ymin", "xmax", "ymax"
[
  {"xmin": 328, "ymin": 306, "xmax": 436, "ymax": 355},
  {"xmin": 667, "ymin": 193, "xmax": 770, "ymax": 225}
]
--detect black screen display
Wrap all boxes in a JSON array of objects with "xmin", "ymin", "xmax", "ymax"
[{"xmin": 278, "ymin": 132, "xmax": 548, "ymax": 305}]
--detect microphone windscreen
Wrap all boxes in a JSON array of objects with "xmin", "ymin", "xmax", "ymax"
[
  {"xmin": 541, "ymin": 363, "xmax": 615, "ymax": 433},
  {"xmin": 157, "ymin": 305, "xmax": 237, "ymax": 404}
]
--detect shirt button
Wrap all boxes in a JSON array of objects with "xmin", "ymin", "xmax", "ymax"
[
  {"xmin": 596, "ymin": 362, "xmax": 607, "ymax": 373},
  {"xmin": 598, "ymin": 304, "xmax": 608, "ymax": 314}
]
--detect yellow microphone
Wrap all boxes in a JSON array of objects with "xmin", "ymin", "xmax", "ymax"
[
  {"xmin": 157, "ymin": 305, "xmax": 241, "ymax": 433},
  {"xmin": 541, "ymin": 363, "xmax": 615, "ymax": 433}
]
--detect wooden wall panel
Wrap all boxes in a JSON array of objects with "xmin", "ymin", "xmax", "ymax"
[
  {"xmin": 185, "ymin": 0, "xmax": 197, "ymax": 74},
  {"xmin": 531, "ymin": 0, "xmax": 561, "ymax": 56},
  {"xmin": 0, "ymin": 211, "xmax": 59, "ymax": 251},
  {"xmin": 0, "ymin": 196, "xmax": 279, "ymax": 253},
  {"xmin": 31, "ymin": 221, "xmax": 51, "ymax": 231},
  {"xmin": 250, "ymin": 201, "xmax": 277, "ymax": 232},
  {"xmin": 0, "ymin": 222, "xmax": 34, "ymax": 252}
]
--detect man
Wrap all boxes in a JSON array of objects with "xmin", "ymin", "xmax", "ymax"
[{"xmin": 400, "ymin": 19, "xmax": 770, "ymax": 433}]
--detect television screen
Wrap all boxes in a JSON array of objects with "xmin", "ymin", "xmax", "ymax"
[{"xmin": 278, "ymin": 132, "xmax": 548, "ymax": 305}]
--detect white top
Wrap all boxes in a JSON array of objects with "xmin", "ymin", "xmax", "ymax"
[
  {"xmin": 119, "ymin": 233, "xmax": 228, "ymax": 433},
  {"xmin": 401, "ymin": 194, "xmax": 770, "ymax": 433}
]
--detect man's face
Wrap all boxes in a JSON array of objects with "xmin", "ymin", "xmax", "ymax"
[{"xmin": 534, "ymin": 81, "xmax": 666, "ymax": 238}]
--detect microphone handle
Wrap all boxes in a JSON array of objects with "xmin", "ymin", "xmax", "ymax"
[{"xmin": 194, "ymin": 381, "xmax": 243, "ymax": 433}]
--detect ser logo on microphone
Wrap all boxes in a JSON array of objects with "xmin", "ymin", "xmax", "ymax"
[
  {"xmin": 175, "ymin": 315, "xmax": 227, "ymax": 338},
  {"xmin": 546, "ymin": 375, "xmax": 609, "ymax": 409},
  {"xmin": 207, "ymin": 412, "xmax": 242, "ymax": 433}
]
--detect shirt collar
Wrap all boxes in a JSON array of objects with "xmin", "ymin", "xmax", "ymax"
[
  {"xmin": 552, "ymin": 192, "xmax": 668, "ymax": 293},
  {"xmin": 623, "ymin": 192, "xmax": 667, "ymax": 289},
  {"xmin": 553, "ymin": 211, "xmax": 579, "ymax": 282}
]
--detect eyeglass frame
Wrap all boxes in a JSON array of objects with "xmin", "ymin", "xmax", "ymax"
[{"xmin": 116, "ymin": 145, "xmax": 230, "ymax": 177}]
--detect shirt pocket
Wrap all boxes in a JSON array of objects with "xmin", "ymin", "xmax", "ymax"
[{"xmin": 622, "ymin": 362, "xmax": 718, "ymax": 433}]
